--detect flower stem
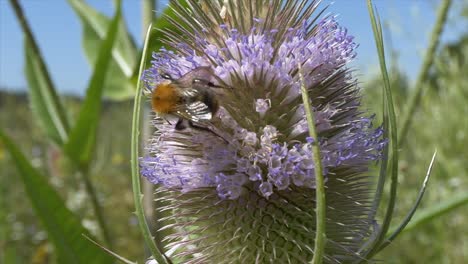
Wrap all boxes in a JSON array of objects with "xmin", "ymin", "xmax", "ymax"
[
  {"xmin": 397, "ymin": 0, "xmax": 452, "ymax": 147},
  {"xmin": 79, "ymin": 169, "xmax": 114, "ymax": 249},
  {"xmin": 298, "ymin": 63, "xmax": 326, "ymax": 264},
  {"xmin": 131, "ymin": 24, "xmax": 170, "ymax": 264}
]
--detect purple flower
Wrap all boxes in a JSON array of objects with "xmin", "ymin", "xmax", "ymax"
[
  {"xmin": 141, "ymin": 20, "xmax": 384, "ymax": 200},
  {"xmin": 140, "ymin": 1, "xmax": 386, "ymax": 263}
]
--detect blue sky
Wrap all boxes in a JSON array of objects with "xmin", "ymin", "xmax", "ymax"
[{"xmin": 0, "ymin": 0, "xmax": 466, "ymax": 95}]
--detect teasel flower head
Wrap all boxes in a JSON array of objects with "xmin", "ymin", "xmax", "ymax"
[{"xmin": 140, "ymin": 0, "xmax": 386, "ymax": 263}]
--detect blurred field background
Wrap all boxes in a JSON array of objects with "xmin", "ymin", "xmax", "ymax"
[{"xmin": 1, "ymin": 0, "xmax": 467, "ymax": 263}]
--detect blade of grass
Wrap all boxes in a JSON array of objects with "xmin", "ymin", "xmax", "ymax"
[
  {"xmin": 367, "ymin": 102, "xmax": 390, "ymax": 223},
  {"xmin": 360, "ymin": 0, "xmax": 399, "ymax": 260},
  {"xmin": 398, "ymin": 0, "xmax": 452, "ymax": 147},
  {"xmin": 131, "ymin": 23, "xmax": 171, "ymax": 264},
  {"xmin": 298, "ymin": 63, "xmax": 326, "ymax": 264},
  {"xmin": 83, "ymin": 234, "xmax": 137, "ymax": 264},
  {"xmin": 80, "ymin": 168, "xmax": 114, "ymax": 249},
  {"xmin": 63, "ymin": 1, "xmax": 123, "ymax": 249},
  {"xmin": 378, "ymin": 151, "xmax": 437, "ymax": 251},
  {"xmin": 9, "ymin": 0, "xmax": 70, "ymax": 145},
  {"xmin": 389, "ymin": 191, "xmax": 468, "ymax": 235},
  {"xmin": 358, "ymin": 111, "xmax": 389, "ymax": 256},
  {"xmin": 64, "ymin": 0, "xmax": 122, "ymax": 168},
  {"xmin": 0, "ymin": 130, "xmax": 113, "ymax": 264}
]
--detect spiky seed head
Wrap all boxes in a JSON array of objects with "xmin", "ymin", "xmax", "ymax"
[{"xmin": 141, "ymin": 1, "xmax": 386, "ymax": 263}]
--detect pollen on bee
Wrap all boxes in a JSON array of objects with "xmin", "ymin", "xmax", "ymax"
[{"xmin": 151, "ymin": 83, "xmax": 179, "ymax": 114}]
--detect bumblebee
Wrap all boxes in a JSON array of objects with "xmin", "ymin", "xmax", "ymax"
[{"xmin": 151, "ymin": 66, "xmax": 224, "ymax": 131}]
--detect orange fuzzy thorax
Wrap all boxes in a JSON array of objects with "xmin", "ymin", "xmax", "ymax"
[{"xmin": 151, "ymin": 82, "xmax": 180, "ymax": 114}]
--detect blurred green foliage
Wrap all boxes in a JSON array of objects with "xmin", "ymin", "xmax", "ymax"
[
  {"xmin": 0, "ymin": 93, "xmax": 144, "ymax": 262},
  {"xmin": 362, "ymin": 34, "xmax": 468, "ymax": 263},
  {"xmin": 1, "ymin": 0, "xmax": 185, "ymax": 262}
]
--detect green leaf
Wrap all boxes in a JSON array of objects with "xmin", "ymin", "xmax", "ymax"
[
  {"xmin": 358, "ymin": 1, "xmax": 399, "ymax": 260},
  {"xmin": 24, "ymin": 42, "xmax": 70, "ymax": 145},
  {"xmin": 371, "ymin": 4, "xmax": 400, "ymax": 256},
  {"xmin": 9, "ymin": 0, "xmax": 70, "ymax": 145},
  {"xmin": 68, "ymin": 0, "xmax": 137, "ymax": 100},
  {"xmin": 64, "ymin": 1, "xmax": 122, "ymax": 167},
  {"xmin": 142, "ymin": 0, "xmax": 156, "ymax": 31},
  {"xmin": 389, "ymin": 191, "xmax": 468, "ymax": 235},
  {"xmin": 0, "ymin": 130, "xmax": 113, "ymax": 264}
]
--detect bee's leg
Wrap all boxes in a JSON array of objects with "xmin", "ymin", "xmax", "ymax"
[
  {"xmin": 174, "ymin": 119, "xmax": 227, "ymax": 143},
  {"xmin": 163, "ymin": 117, "xmax": 173, "ymax": 125},
  {"xmin": 175, "ymin": 118, "xmax": 189, "ymax": 130},
  {"xmin": 188, "ymin": 121, "xmax": 228, "ymax": 143}
]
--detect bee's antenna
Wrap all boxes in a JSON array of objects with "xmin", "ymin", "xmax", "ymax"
[
  {"xmin": 193, "ymin": 78, "xmax": 232, "ymax": 90},
  {"xmin": 209, "ymin": 82, "xmax": 233, "ymax": 90}
]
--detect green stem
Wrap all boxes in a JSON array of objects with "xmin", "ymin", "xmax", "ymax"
[
  {"xmin": 79, "ymin": 169, "xmax": 114, "ymax": 249},
  {"xmin": 398, "ymin": 0, "xmax": 452, "ymax": 147},
  {"xmin": 297, "ymin": 63, "xmax": 326, "ymax": 264},
  {"xmin": 0, "ymin": 155, "xmax": 11, "ymax": 263},
  {"xmin": 131, "ymin": 24, "xmax": 170, "ymax": 264}
]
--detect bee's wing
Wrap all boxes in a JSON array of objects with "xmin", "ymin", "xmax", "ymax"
[
  {"xmin": 173, "ymin": 68, "xmax": 218, "ymax": 122},
  {"xmin": 177, "ymin": 87, "xmax": 199, "ymax": 97},
  {"xmin": 175, "ymin": 101, "xmax": 213, "ymax": 122},
  {"xmin": 175, "ymin": 67, "xmax": 214, "ymax": 88}
]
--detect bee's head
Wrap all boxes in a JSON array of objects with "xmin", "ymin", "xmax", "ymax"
[
  {"xmin": 160, "ymin": 72, "xmax": 173, "ymax": 81},
  {"xmin": 154, "ymin": 81, "xmax": 175, "ymax": 94}
]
